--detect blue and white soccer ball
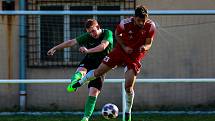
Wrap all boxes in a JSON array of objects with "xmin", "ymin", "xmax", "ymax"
[{"xmin": 102, "ymin": 103, "xmax": 119, "ymax": 119}]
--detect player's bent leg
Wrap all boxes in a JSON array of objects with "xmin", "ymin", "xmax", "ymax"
[
  {"xmin": 93, "ymin": 63, "xmax": 112, "ymax": 77},
  {"xmin": 67, "ymin": 80, "xmax": 79, "ymax": 92},
  {"xmin": 67, "ymin": 67, "xmax": 87, "ymax": 92},
  {"xmin": 78, "ymin": 63, "xmax": 112, "ymax": 86},
  {"xmin": 77, "ymin": 70, "xmax": 96, "ymax": 86}
]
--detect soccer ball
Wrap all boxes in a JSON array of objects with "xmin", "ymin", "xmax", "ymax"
[{"xmin": 102, "ymin": 103, "xmax": 119, "ymax": 119}]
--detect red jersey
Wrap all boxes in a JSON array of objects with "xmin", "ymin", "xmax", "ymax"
[
  {"xmin": 102, "ymin": 17, "xmax": 156, "ymax": 75},
  {"xmin": 116, "ymin": 17, "xmax": 156, "ymax": 51}
]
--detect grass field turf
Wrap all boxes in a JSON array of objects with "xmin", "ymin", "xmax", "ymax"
[{"xmin": 0, "ymin": 115, "xmax": 215, "ymax": 121}]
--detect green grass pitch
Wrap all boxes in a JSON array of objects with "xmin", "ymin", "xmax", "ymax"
[{"xmin": 0, "ymin": 114, "xmax": 215, "ymax": 121}]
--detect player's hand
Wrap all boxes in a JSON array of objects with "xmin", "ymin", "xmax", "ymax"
[
  {"xmin": 139, "ymin": 46, "xmax": 145, "ymax": 52},
  {"xmin": 79, "ymin": 46, "xmax": 88, "ymax": 53},
  {"xmin": 47, "ymin": 48, "xmax": 56, "ymax": 56},
  {"xmin": 123, "ymin": 46, "xmax": 133, "ymax": 54}
]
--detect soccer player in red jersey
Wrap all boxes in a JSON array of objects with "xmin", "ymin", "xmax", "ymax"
[{"xmin": 72, "ymin": 5, "xmax": 156, "ymax": 121}]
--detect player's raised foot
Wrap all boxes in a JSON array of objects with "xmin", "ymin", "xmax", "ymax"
[
  {"xmin": 66, "ymin": 80, "xmax": 81, "ymax": 93},
  {"xmin": 72, "ymin": 81, "xmax": 81, "ymax": 88},
  {"xmin": 81, "ymin": 117, "xmax": 89, "ymax": 121},
  {"xmin": 124, "ymin": 112, "xmax": 131, "ymax": 121},
  {"xmin": 66, "ymin": 83, "xmax": 77, "ymax": 92}
]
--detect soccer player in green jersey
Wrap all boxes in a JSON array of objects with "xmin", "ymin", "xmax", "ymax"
[{"xmin": 47, "ymin": 19, "xmax": 113, "ymax": 121}]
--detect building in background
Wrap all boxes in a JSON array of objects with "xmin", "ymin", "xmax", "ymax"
[{"xmin": 0, "ymin": 0, "xmax": 215, "ymax": 112}]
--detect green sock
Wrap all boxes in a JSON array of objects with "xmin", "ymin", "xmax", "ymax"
[
  {"xmin": 70, "ymin": 71, "xmax": 83, "ymax": 83},
  {"xmin": 84, "ymin": 96, "xmax": 97, "ymax": 118}
]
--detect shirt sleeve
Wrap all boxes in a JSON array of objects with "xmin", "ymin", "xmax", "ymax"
[
  {"xmin": 103, "ymin": 30, "xmax": 113, "ymax": 44},
  {"xmin": 147, "ymin": 22, "xmax": 156, "ymax": 38},
  {"xmin": 76, "ymin": 32, "xmax": 90, "ymax": 45},
  {"xmin": 116, "ymin": 20, "xmax": 126, "ymax": 34}
]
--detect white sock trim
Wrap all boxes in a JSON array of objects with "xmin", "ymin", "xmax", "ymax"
[
  {"xmin": 125, "ymin": 90, "xmax": 135, "ymax": 113},
  {"xmin": 79, "ymin": 70, "xmax": 96, "ymax": 85}
]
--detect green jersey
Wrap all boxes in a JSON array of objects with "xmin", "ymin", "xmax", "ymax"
[{"xmin": 76, "ymin": 29, "xmax": 113, "ymax": 59}]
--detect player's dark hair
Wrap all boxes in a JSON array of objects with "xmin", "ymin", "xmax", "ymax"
[
  {"xmin": 135, "ymin": 5, "xmax": 148, "ymax": 19},
  {"xmin": 85, "ymin": 19, "xmax": 99, "ymax": 29}
]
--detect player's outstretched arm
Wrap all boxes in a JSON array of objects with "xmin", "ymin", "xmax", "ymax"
[{"xmin": 47, "ymin": 39, "xmax": 77, "ymax": 56}]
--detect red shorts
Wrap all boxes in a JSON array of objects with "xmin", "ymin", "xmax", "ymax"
[{"xmin": 102, "ymin": 48, "xmax": 145, "ymax": 75}]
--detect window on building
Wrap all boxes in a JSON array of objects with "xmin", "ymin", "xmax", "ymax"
[
  {"xmin": 40, "ymin": 6, "xmax": 64, "ymax": 62},
  {"xmin": 27, "ymin": 0, "xmax": 135, "ymax": 67},
  {"xmin": 97, "ymin": 6, "xmax": 121, "ymax": 47},
  {"xmin": 2, "ymin": 0, "xmax": 15, "ymax": 10},
  {"xmin": 69, "ymin": 6, "xmax": 93, "ymax": 64}
]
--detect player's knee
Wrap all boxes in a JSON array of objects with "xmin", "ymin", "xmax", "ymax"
[
  {"xmin": 94, "ymin": 63, "xmax": 110, "ymax": 77},
  {"xmin": 89, "ymin": 87, "xmax": 100, "ymax": 97},
  {"xmin": 125, "ymin": 82, "xmax": 134, "ymax": 93},
  {"xmin": 93, "ymin": 70, "xmax": 99, "ymax": 77},
  {"xmin": 94, "ymin": 69, "xmax": 103, "ymax": 77},
  {"xmin": 125, "ymin": 86, "xmax": 134, "ymax": 94}
]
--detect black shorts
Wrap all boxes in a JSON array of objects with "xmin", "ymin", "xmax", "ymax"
[
  {"xmin": 78, "ymin": 56, "xmax": 105, "ymax": 91},
  {"xmin": 88, "ymin": 75, "xmax": 105, "ymax": 91}
]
